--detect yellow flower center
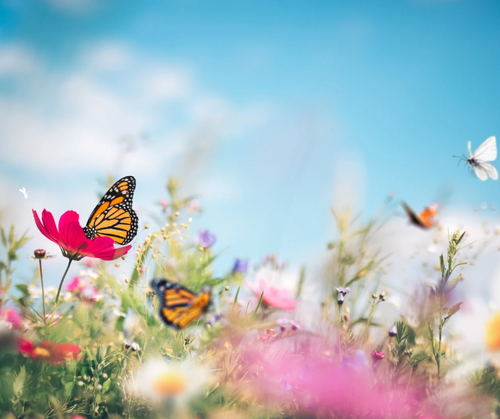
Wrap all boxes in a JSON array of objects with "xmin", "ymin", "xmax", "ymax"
[
  {"xmin": 33, "ymin": 347, "xmax": 51, "ymax": 359},
  {"xmin": 153, "ymin": 371, "xmax": 188, "ymax": 396}
]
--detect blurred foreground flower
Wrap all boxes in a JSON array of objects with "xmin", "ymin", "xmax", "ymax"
[
  {"xmin": 33, "ymin": 209, "xmax": 131, "ymax": 261},
  {"xmin": 247, "ymin": 278, "xmax": 298, "ymax": 311},
  {"xmin": 65, "ymin": 276, "xmax": 97, "ymax": 302},
  {"xmin": 232, "ymin": 258, "xmax": 249, "ymax": 274},
  {"xmin": 0, "ymin": 308, "xmax": 21, "ymax": 328},
  {"xmin": 130, "ymin": 359, "xmax": 211, "ymax": 407},
  {"xmin": 19, "ymin": 338, "xmax": 81, "ymax": 364},
  {"xmin": 486, "ymin": 310, "xmax": 500, "ymax": 351},
  {"xmin": 242, "ymin": 339, "xmax": 413, "ymax": 417},
  {"xmin": 198, "ymin": 229, "xmax": 216, "ymax": 249}
]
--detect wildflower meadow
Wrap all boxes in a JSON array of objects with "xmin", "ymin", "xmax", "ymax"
[
  {"xmin": 3, "ymin": 2, "xmax": 500, "ymax": 418},
  {"xmin": 0, "ymin": 174, "xmax": 499, "ymax": 419}
]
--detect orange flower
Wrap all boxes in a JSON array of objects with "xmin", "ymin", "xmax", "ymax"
[
  {"xmin": 19, "ymin": 338, "xmax": 81, "ymax": 364},
  {"xmin": 486, "ymin": 311, "xmax": 500, "ymax": 351}
]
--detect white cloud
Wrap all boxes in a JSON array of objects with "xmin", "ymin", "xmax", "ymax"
[{"xmin": 0, "ymin": 44, "xmax": 40, "ymax": 76}]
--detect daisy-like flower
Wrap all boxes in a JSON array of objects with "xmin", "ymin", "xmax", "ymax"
[
  {"xmin": 32, "ymin": 209, "xmax": 131, "ymax": 261},
  {"xmin": 19, "ymin": 338, "xmax": 81, "ymax": 364},
  {"xmin": 246, "ymin": 278, "xmax": 298, "ymax": 312},
  {"xmin": 130, "ymin": 359, "xmax": 211, "ymax": 407}
]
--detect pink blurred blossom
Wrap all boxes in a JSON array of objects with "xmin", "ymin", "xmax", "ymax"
[
  {"xmin": 0, "ymin": 308, "xmax": 21, "ymax": 328},
  {"xmin": 65, "ymin": 276, "xmax": 97, "ymax": 302},
  {"xmin": 241, "ymin": 338, "xmax": 417, "ymax": 418},
  {"xmin": 246, "ymin": 278, "xmax": 298, "ymax": 312}
]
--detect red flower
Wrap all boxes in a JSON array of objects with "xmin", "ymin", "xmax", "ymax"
[
  {"xmin": 19, "ymin": 338, "xmax": 81, "ymax": 364},
  {"xmin": 33, "ymin": 209, "xmax": 131, "ymax": 261}
]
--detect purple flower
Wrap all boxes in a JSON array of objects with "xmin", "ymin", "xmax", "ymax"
[
  {"xmin": 198, "ymin": 230, "xmax": 216, "ymax": 249},
  {"xmin": 232, "ymin": 258, "xmax": 249, "ymax": 274}
]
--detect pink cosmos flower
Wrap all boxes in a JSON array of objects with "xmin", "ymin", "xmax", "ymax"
[
  {"xmin": 246, "ymin": 278, "xmax": 298, "ymax": 312},
  {"xmin": 33, "ymin": 209, "xmax": 131, "ymax": 261},
  {"xmin": 0, "ymin": 308, "xmax": 21, "ymax": 328}
]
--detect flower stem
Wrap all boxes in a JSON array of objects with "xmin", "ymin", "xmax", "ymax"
[
  {"xmin": 337, "ymin": 305, "xmax": 343, "ymax": 359},
  {"xmin": 39, "ymin": 259, "xmax": 46, "ymax": 321},
  {"xmin": 49, "ymin": 257, "xmax": 73, "ymax": 325},
  {"xmin": 360, "ymin": 301, "xmax": 377, "ymax": 344}
]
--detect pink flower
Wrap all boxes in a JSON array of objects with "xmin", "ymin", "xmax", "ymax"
[
  {"xmin": 66, "ymin": 276, "xmax": 85, "ymax": 292},
  {"xmin": 33, "ymin": 209, "xmax": 131, "ymax": 261},
  {"xmin": 246, "ymin": 278, "xmax": 298, "ymax": 312},
  {"xmin": 371, "ymin": 350, "xmax": 385, "ymax": 363},
  {"xmin": 241, "ymin": 338, "xmax": 416, "ymax": 417},
  {"xmin": 0, "ymin": 308, "xmax": 21, "ymax": 328},
  {"xmin": 65, "ymin": 277, "xmax": 97, "ymax": 302}
]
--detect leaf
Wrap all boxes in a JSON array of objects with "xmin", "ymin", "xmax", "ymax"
[
  {"xmin": 0, "ymin": 227, "xmax": 6, "ymax": 247},
  {"xmin": 102, "ymin": 378, "xmax": 111, "ymax": 393},
  {"xmin": 447, "ymin": 302, "xmax": 462, "ymax": 317},
  {"xmin": 64, "ymin": 382, "xmax": 75, "ymax": 397},
  {"xmin": 8, "ymin": 225, "xmax": 14, "ymax": 245},
  {"xmin": 350, "ymin": 318, "xmax": 382, "ymax": 327},
  {"xmin": 12, "ymin": 366, "xmax": 26, "ymax": 398},
  {"xmin": 254, "ymin": 291, "xmax": 264, "ymax": 314},
  {"xmin": 233, "ymin": 286, "xmax": 240, "ymax": 304}
]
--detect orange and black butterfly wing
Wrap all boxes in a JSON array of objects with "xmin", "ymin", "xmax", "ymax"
[
  {"xmin": 83, "ymin": 176, "xmax": 139, "ymax": 245},
  {"xmin": 418, "ymin": 204, "xmax": 439, "ymax": 229},
  {"xmin": 175, "ymin": 288, "xmax": 211, "ymax": 329},
  {"xmin": 401, "ymin": 201, "xmax": 426, "ymax": 229},
  {"xmin": 150, "ymin": 279, "xmax": 211, "ymax": 329}
]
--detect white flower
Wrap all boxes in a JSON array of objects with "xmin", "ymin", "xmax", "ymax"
[{"xmin": 129, "ymin": 358, "xmax": 211, "ymax": 405}]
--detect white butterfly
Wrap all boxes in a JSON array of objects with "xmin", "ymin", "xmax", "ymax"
[
  {"xmin": 465, "ymin": 136, "xmax": 498, "ymax": 181},
  {"xmin": 19, "ymin": 187, "xmax": 30, "ymax": 199}
]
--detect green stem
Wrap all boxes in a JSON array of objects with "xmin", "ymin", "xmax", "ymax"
[
  {"xmin": 437, "ymin": 299, "xmax": 443, "ymax": 379},
  {"xmin": 360, "ymin": 301, "xmax": 377, "ymax": 344},
  {"xmin": 39, "ymin": 260, "xmax": 46, "ymax": 322},
  {"xmin": 337, "ymin": 304, "xmax": 343, "ymax": 359},
  {"xmin": 50, "ymin": 257, "xmax": 74, "ymax": 325}
]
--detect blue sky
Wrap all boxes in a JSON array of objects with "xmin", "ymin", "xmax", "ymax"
[{"xmin": 1, "ymin": 0, "xmax": 500, "ymax": 285}]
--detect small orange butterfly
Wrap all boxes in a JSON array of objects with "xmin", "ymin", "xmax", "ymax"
[
  {"xmin": 151, "ymin": 278, "xmax": 211, "ymax": 329},
  {"xmin": 401, "ymin": 201, "xmax": 439, "ymax": 229}
]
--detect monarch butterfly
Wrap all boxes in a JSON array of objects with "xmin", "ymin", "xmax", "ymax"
[
  {"xmin": 150, "ymin": 278, "xmax": 211, "ymax": 329},
  {"xmin": 463, "ymin": 136, "xmax": 498, "ymax": 181},
  {"xmin": 401, "ymin": 201, "xmax": 439, "ymax": 229},
  {"xmin": 83, "ymin": 176, "xmax": 139, "ymax": 245}
]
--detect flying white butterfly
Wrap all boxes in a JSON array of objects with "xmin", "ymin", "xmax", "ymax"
[
  {"xmin": 464, "ymin": 136, "xmax": 498, "ymax": 181},
  {"xmin": 19, "ymin": 187, "xmax": 30, "ymax": 199}
]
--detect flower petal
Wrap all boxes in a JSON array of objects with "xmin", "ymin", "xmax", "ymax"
[
  {"xmin": 58, "ymin": 212, "xmax": 87, "ymax": 253},
  {"xmin": 33, "ymin": 209, "xmax": 63, "ymax": 247}
]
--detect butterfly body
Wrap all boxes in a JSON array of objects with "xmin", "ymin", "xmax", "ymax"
[
  {"xmin": 401, "ymin": 201, "xmax": 438, "ymax": 229},
  {"xmin": 464, "ymin": 136, "xmax": 498, "ymax": 181},
  {"xmin": 151, "ymin": 278, "xmax": 211, "ymax": 329},
  {"xmin": 83, "ymin": 176, "xmax": 138, "ymax": 245}
]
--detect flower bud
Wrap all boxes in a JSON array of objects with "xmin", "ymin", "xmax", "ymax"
[
  {"xmin": 389, "ymin": 324, "xmax": 397, "ymax": 337},
  {"xmin": 34, "ymin": 249, "xmax": 46, "ymax": 259}
]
